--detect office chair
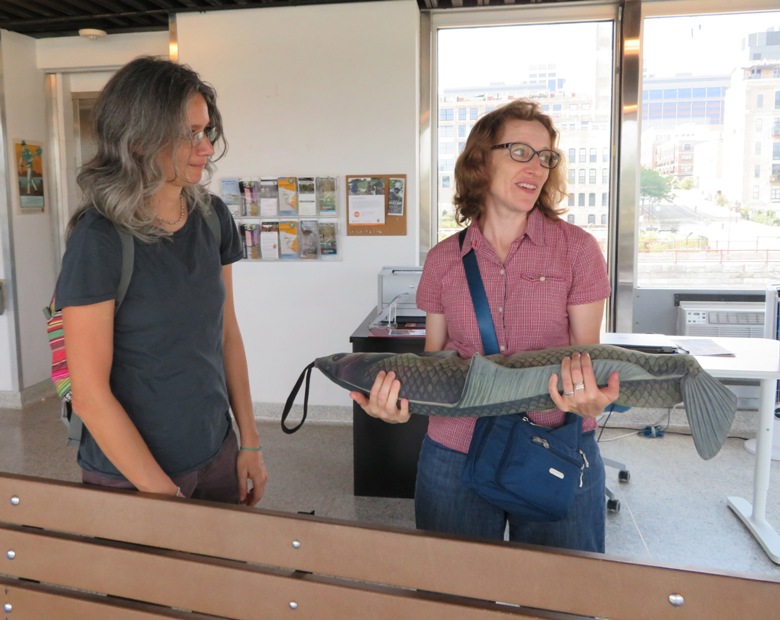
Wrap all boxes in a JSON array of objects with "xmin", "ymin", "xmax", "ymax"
[
  {"xmin": 604, "ymin": 457, "xmax": 630, "ymax": 513},
  {"xmin": 599, "ymin": 404, "xmax": 632, "ymax": 513}
]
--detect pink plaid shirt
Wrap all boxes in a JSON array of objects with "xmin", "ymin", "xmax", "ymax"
[{"xmin": 416, "ymin": 209, "xmax": 611, "ymax": 453}]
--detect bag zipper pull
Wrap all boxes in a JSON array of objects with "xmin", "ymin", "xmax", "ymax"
[
  {"xmin": 578, "ymin": 449, "xmax": 589, "ymax": 488},
  {"xmin": 531, "ymin": 436, "xmax": 549, "ymax": 449}
]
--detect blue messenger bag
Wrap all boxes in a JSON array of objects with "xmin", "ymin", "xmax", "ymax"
[{"xmin": 457, "ymin": 229, "xmax": 586, "ymax": 521}]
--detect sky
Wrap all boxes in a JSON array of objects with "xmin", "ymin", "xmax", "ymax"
[{"xmin": 437, "ymin": 11, "xmax": 780, "ymax": 92}]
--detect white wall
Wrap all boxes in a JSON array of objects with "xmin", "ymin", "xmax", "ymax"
[
  {"xmin": 177, "ymin": 1, "xmax": 421, "ymax": 410},
  {"xmin": 1, "ymin": 2, "xmax": 420, "ymax": 411},
  {"xmin": 0, "ymin": 31, "xmax": 56, "ymax": 399}
]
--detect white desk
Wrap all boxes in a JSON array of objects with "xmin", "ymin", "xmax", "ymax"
[{"xmin": 606, "ymin": 334, "xmax": 780, "ymax": 564}]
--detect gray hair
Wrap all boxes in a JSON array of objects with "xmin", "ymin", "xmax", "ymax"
[{"xmin": 69, "ymin": 56, "xmax": 227, "ymax": 242}]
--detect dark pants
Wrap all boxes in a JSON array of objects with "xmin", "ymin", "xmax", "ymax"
[{"xmin": 82, "ymin": 428, "xmax": 240, "ymax": 504}]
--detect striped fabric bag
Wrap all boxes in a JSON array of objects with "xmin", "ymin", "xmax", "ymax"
[{"xmin": 44, "ymin": 298, "xmax": 72, "ymax": 401}]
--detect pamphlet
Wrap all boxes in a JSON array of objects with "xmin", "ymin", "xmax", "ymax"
[
  {"xmin": 278, "ymin": 177, "xmax": 298, "ymax": 216},
  {"xmin": 299, "ymin": 219, "xmax": 319, "ymax": 259},
  {"xmin": 298, "ymin": 177, "xmax": 317, "ymax": 217},
  {"xmin": 318, "ymin": 221, "xmax": 338, "ymax": 257},
  {"xmin": 220, "ymin": 177, "xmax": 242, "ymax": 218},
  {"xmin": 260, "ymin": 222, "xmax": 279, "ymax": 260},
  {"xmin": 259, "ymin": 178, "xmax": 279, "ymax": 217},
  {"xmin": 316, "ymin": 176, "xmax": 337, "ymax": 215},
  {"xmin": 239, "ymin": 178, "xmax": 259, "ymax": 217},
  {"xmin": 279, "ymin": 220, "xmax": 299, "ymax": 259}
]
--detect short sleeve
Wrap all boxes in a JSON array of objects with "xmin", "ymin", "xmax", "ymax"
[
  {"xmin": 210, "ymin": 195, "xmax": 244, "ymax": 266},
  {"xmin": 55, "ymin": 211, "xmax": 123, "ymax": 310},
  {"xmin": 567, "ymin": 229, "xmax": 610, "ymax": 306}
]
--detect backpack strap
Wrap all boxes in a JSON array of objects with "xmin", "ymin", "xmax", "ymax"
[
  {"xmin": 203, "ymin": 202, "xmax": 222, "ymax": 249},
  {"xmin": 115, "ymin": 230, "xmax": 134, "ymax": 312}
]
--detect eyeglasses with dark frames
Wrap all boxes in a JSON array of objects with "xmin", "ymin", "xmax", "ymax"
[
  {"xmin": 491, "ymin": 142, "xmax": 561, "ymax": 169},
  {"xmin": 190, "ymin": 126, "xmax": 218, "ymax": 146}
]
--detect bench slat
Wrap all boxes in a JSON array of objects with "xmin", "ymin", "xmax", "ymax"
[
  {"xmin": 1, "ymin": 473, "xmax": 778, "ymax": 619},
  {"xmin": 0, "ymin": 525, "xmax": 533, "ymax": 619}
]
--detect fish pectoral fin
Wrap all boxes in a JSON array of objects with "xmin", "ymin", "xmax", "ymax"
[
  {"xmin": 456, "ymin": 354, "xmax": 558, "ymax": 409},
  {"xmin": 682, "ymin": 370, "xmax": 738, "ymax": 459}
]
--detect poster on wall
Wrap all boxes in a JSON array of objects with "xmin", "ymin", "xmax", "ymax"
[{"xmin": 15, "ymin": 140, "xmax": 45, "ymax": 212}]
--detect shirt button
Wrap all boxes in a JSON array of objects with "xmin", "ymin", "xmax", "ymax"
[
  {"xmin": 498, "ymin": 307, "xmax": 504, "ymax": 313},
  {"xmin": 499, "ymin": 269, "xmax": 505, "ymax": 276},
  {"xmin": 539, "ymin": 276, "xmax": 546, "ymax": 282},
  {"xmin": 499, "ymin": 345, "xmax": 506, "ymax": 352}
]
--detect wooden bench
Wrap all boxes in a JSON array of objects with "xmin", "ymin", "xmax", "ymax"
[{"xmin": 0, "ymin": 472, "xmax": 778, "ymax": 619}]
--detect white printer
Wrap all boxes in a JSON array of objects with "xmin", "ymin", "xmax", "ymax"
[{"xmin": 370, "ymin": 266, "xmax": 425, "ymax": 336}]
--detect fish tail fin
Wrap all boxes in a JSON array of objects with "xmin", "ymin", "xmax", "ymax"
[{"xmin": 682, "ymin": 369, "xmax": 738, "ymax": 459}]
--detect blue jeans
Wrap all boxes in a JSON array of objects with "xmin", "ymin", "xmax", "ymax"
[{"xmin": 415, "ymin": 430, "xmax": 606, "ymax": 553}]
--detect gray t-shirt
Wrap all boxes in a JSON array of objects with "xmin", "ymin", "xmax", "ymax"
[{"xmin": 55, "ymin": 195, "xmax": 244, "ymax": 478}]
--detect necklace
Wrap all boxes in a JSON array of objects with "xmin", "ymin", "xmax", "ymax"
[{"xmin": 154, "ymin": 195, "xmax": 186, "ymax": 226}]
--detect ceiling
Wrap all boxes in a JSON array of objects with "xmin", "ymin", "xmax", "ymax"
[{"xmin": 0, "ymin": 0, "xmax": 566, "ymax": 39}]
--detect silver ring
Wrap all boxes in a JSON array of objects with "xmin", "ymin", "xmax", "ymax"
[
  {"xmin": 563, "ymin": 391, "xmax": 575, "ymax": 397},
  {"xmin": 574, "ymin": 382, "xmax": 585, "ymax": 391}
]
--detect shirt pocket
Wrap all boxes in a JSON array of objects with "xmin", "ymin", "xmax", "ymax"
[{"xmin": 515, "ymin": 272, "xmax": 570, "ymax": 306}]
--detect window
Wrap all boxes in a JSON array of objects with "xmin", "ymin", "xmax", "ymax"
[
  {"xmin": 567, "ymin": 214, "xmax": 576, "ymax": 224},
  {"xmin": 589, "ymin": 169, "xmax": 597, "ymax": 184},
  {"xmin": 602, "ymin": 192, "xmax": 608, "ymax": 206},
  {"xmin": 441, "ymin": 175, "xmax": 451, "ymax": 188},
  {"xmin": 433, "ymin": 20, "xmax": 614, "ymax": 246},
  {"xmin": 638, "ymin": 9, "xmax": 780, "ymax": 289},
  {"xmin": 588, "ymin": 214, "xmax": 596, "ymax": 224},
  {"xmin": 589, "ymin": 193, "xmax": 596, "ymax": 206},
  {"xmin": 602, "ymin": 168, "xmax": 608, "ymax": 183},
  {"xmin": 774, "ymin": 143, "xmax": 780, "ymax": 160}
]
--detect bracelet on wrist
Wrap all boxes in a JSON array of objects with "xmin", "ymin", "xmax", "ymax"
[{"xmin": 240, "ymin": 445, "xmax": 262, "ymax": 452}]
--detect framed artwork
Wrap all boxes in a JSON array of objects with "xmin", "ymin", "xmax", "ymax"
[{"xmin": 15, "ymin": 140, "xmax": 45, "ymax": 212}]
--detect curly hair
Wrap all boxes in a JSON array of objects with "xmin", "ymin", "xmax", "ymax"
[
  {"xmin": 453, "ymin": 98, "xmax": 568, "ymax": 225},
  {"xmin": 69, "ymin": 56, "xmax": 227, "ymax": 242}
]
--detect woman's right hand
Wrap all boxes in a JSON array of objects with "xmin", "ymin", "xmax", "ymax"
[{"xmin": 350, "ymin": 371, "xmax": 410, "ymax": 424}]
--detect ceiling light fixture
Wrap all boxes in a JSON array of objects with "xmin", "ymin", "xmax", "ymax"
[{"xmin": 78, "ymin": 28, "xmax": 107, "ymax": 41}]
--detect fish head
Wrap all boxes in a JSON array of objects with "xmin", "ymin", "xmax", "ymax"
[{"xmin": 314, "ymin": 352, "xmax": 396, "ymax": 394}]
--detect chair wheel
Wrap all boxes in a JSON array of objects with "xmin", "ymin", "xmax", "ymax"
[
  {"xmin": 607, "ymin": 498, "xmax": 621, "ymax": 512},
  {"xmin": 618, "ymin": 470, "xmax": 630, "ymax": 483}
]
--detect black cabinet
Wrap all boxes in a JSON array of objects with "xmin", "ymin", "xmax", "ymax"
[{"xmin": 350, "ymin": 310, "xmax": 426, "ymax": 498}]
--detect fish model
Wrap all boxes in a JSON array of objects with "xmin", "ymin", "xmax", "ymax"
[{"xmin": 283, "ymin": 344, "xmax": 737, "ymax": 460}]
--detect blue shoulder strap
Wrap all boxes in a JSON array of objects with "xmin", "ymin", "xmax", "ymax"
[{"xmin": 458, "ymin": 229, "xmax": 499, "ymax": 356}]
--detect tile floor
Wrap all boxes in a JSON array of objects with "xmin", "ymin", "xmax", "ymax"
[{"xmin": 1, "ymin": 397, "xmax": 779, "ymax": 581}]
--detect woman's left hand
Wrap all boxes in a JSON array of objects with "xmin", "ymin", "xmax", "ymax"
[
  {"xmin": 548, "ymin": 351, "xmax": 620, "ymax": 418},
  {"xmin": 237, "ymin": 449, "xmax": 268, "ymax": 506}
]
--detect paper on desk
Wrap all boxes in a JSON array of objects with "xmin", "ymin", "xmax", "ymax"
[{"xmin": 673, "ymin": 338, "xmax": 735, "ymax": 357}]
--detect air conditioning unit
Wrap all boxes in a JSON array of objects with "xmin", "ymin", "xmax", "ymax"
[{"xmin": 677, "ymin": 301, "xmax": 765, "ymax": 338}]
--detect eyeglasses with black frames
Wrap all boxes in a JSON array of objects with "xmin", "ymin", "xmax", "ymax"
[
  {"xmin": 190, "ymin": 126, "xmax": 218, "ymax": 146},
  {"xmin": 491, "ymin": 142, "xmax": 561, "ymax": 169}
]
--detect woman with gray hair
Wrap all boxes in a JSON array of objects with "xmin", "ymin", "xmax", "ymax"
[
  {"xmin": 56, "ymin": 56, "xmax": 267, "ymax": 505},
  {"xmin": 353, "ymin": 99, "xmax": 619, "ymax": 552}
]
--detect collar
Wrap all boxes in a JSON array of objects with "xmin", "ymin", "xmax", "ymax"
[{"xmin": 460, "ymin": 207, "xmax": 546, "ymax": 257}]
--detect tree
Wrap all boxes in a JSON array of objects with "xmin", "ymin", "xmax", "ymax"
[{"xmin": 640, "ymin": 166, "xmax": 675, "ymax": 205}]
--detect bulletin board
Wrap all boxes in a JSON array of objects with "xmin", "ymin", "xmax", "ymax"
[{"xmin": 346, "ymin": 174, "xmax": 407, "ymax": 236}]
